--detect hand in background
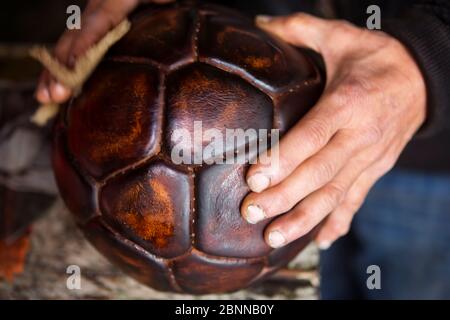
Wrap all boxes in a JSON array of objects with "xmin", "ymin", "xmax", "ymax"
[
  {"xmin": 241, "ymin": 13, "xmax": 427, "ymax": 250},
  {"xmin": 34, "ymin": 0, "xmax": 173, "ymax": 105}
]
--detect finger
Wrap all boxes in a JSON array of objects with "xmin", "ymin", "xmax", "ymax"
[
  {"xmin": 68, "ymin": 0, "xmax": 139, "ymax": 60},
  {"xmin": 263, "ymin": 147, "xmax": 375, "ymax": 248},
  {"xmin": 35, "ymin": 0, "xmax": 100, "ymax": 103},
  {"xmin": 267, "ymin": 121, "xmax": 407, "ymax": 248},
  {"xmin": 256, "ymin": 13, "xmax": 331, "ymax": 53},
  {"xmin": 35, "ymin": 71, "xmax": 52, "ymax": 104},
  {"xmin": 264, "ymin": 181, "xmax": 346, "ymax": 248},
  {"xmin": 313, "ymin": 135, "xmax": 406, "ymax": 249},
  {"xmin": 54, "ymin": 0, "xmax": 104, "ymax": 65},
  {"xmin": 36, "ymin": 0, "xmax": 174, "ymax": 104},
  {"xmin": 246, "ymin": 92, "xmax": 352, "ymax": 193},
  {"xmin": 314, "ymin": 166, "xmax": 381, "ymax": 249},
  {"xmin": 48, "ymin": 78, "xmax": 72, "ymax": 103},
  {"xmin": 256, "ymin": 13, "xmax": 364, "ymax": 80},
  {"xmin": 313, "ymin": 206, "xmax": 355, "ymax": 250},
  {"xmin": 53, "ymin": 30, "xmax": 79, "ymax": 67},
  {"xmin": 242, "ymin": 129, "xmax": 371, "ymax": 223},
  {"xmin": 48, "ymin": 31, "xmax": 76, "ymax": 102}
]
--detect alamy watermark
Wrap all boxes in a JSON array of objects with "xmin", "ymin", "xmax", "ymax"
[
  {"xmin": 66, "ymin": 264, "xmax": 81, "ymax": 290},
  {"xmin": 366, "ymin": 265, "xmax": 381, "ymax": 290},
  {"xmin": 170, "ymin": 121, "xmax": 280, "ymax": 168},
  {"xmin": 366, "ymin": 5, "xmax": 381, "ymax": 30},
  {"xmin": 66, "ymin": 5, "xmax": 81, "ymax": 30}
]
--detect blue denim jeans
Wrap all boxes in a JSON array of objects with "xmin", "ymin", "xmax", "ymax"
[{"xmin": 320, "ymin": 169, "xmax": 450, "ymax": 299}]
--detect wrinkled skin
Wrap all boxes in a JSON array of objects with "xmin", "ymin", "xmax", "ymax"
[
  {"xmin": 36, "ymin": 3, "xmax": 426, "ymax": 251},
  {"xmin": 241, "ymin": 14, "xmax": 426, "ymax": 249}
]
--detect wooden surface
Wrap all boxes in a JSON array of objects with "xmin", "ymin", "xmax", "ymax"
[{"xmin": 0, "ymin": 200, "xmax": 319, "ymax": 299}]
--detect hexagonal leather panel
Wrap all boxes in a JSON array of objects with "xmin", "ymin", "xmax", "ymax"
[
  {"xmin": 52, "ymin": 125, "xmax": 96, "ymax": 224},
  {"xmin": 198, "ymin": 14, "xmax": 317, "ymax": 94},
  {"xmin": 195, "ymin": 163, "xmax": 273, "ymax": 258},
  {"xmin": 100, "ymin": 161, "xmax": 191, "ymax": 259},
  {"xmin": 67, "ymin": 61, "xmax": 161, "ymax": 179},
  {"xmin": 110, "ymin": 7, "xmax": 195, "ymax": 66},
  {"xmin": 83, "ymin": 219, "xmax": 173, "ymax": 292},
  {"xmin": 171, "ymin": 251, "xmax": 264, "ymax": 294},
  {"xmin": 165, "ymin": 63, "xmax": 273, "ymax": 162}
]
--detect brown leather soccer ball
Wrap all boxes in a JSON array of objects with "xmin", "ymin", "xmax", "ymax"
[{"xmin": 52, "ymin": 2, "xmax": 324, "ymax": 294}]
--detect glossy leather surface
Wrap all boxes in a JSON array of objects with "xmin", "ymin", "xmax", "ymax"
[{"xmin": 54, "ymin": 2, "xmax": 324, "ymax": 294}]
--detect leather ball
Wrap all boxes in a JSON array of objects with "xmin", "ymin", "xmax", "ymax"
[{"xmin": 53, "ymin": 2, "xmax": 324, "ymax": 294}]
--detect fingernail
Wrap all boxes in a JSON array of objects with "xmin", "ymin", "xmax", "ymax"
[
  {"xmin": 318, "ymin": 241, "xmax": 332, "ymax": 250},
  {"xmin": 246, "ymin": 205, "xmax": 266, "ymax": 224},
  {"xmin": 247, "ymin": 173, "xmax": 270, "ymax": 193},
  {"xmin": 268, "ymin": 230, "xmax": 286, "ymax": 248},
  {"xmin": 36, "ymin": 87, "xmax": 50, "ymax": 103},
  {"xmin": 52, "ymin": 82, "xmax": 68, "ymax": 98},
  {"xmin": 256, "ymin": 15, "xmax": 273, "ymax": 24}
]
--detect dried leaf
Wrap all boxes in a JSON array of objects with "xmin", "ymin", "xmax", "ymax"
[{"xmin": 0, "ymin": 234, "xmax": 30, "ymax": 282}]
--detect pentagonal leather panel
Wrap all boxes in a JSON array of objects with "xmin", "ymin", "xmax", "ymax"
[
  {"xmin": 198, "ymin": 14, "xmax": 317, "ymax": 93},
  {"xmin": 171, "ymin": 251, "xmax": 264, "ymax": 294},
  {"xmin": 67, "ymin": 61, "xmax": 161, "ymax": 179},
  {"xmin": 165, "ymin": 63, "xmax": 273, "ymax": 164},
  {"xmin": 52, "ymin": 125, "xmax": 96, "ymax": 224},
  {"xmin": 110, "ymin": 7, "xmax": 195, "ymax": 66},
  {"xmin": 100, "ymin": 161, "xmax": 191, "ymax": 259},
  {"xmin": 82, "ymin": 219, "xmax": 173, "ymax": 292},
  {"xmin": 195, "ymin": 163, "xmax": 273, "ymax": 258}
]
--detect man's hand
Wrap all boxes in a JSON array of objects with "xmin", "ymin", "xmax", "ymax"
[
  {"xmin": 241, "ymin": 13, "xmax": 427, "ymax": 250},
  {"xmin": 34, "ymin": 0, "xmax": 173, "ymax": 105}
]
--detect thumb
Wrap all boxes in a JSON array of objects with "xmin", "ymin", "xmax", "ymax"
[{"xmin": 256, "ymin": 13, "xmax": 331, "ymax": 54}]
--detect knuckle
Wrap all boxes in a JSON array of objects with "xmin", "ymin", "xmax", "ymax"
[
  {"xmin": 355, "ymin": 149, "xmax": 376, "ymax": 168},
  {"xmin": 324, "ymin": 182, "xmax": 347, "ymax": 206},
  {"xmin": 325, "ymin": 20, "xmax": 363, "ymax": 44},
  {"xmin": 305, "ymin": 117, "xmax": 330, "ymax": 148},
  {"xmin": 289, "ymin": 220, "xmax": 307, "ymax": 237},
  {"xmin": 312, "ymin": 157, "xmax": 337, "ymax": 183},
  {"xmin": 332, "ymin": 221, "xmax": 350, "ymax": 236},
  {"xmin": 283, "ymin": 15, "xmax": 302, "ymax": 31},
  {"xmin": 332, "ymin": 77, "xmax": 366, "ymax": 107},
  {"xmin": 271, "ymin": 190, "xmax": 297, "ymax": 214},
  {"xmin": 333, "ymin": 19, "xmax": 357, "ymax": 32},
  {"xmin": 291, "ymin": 12, "xmax": 313, "ymax": 25},
  {"xmin": 292, "ymin": 207, "xmax": 314, "ymax": 233},
  {"xmin": 363, "ymin": 124, "xmax": 384, "ymax": 146},
  {"xmin": 277, "ymin": 154, "xmax": 298, "ymax": 176}
]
